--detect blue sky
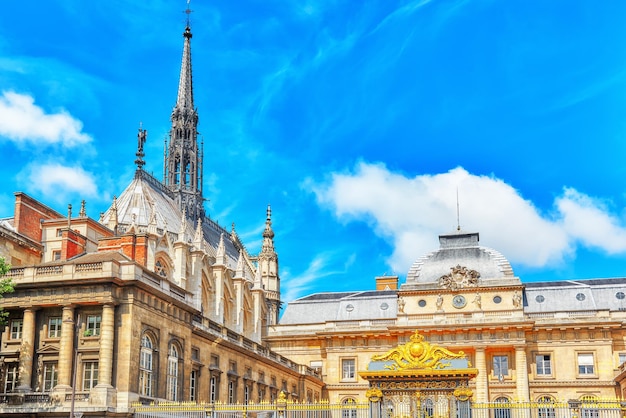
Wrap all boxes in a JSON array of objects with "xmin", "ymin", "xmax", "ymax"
[{"xmin": 2, "ymin": 1, "xmax": 626, "ymax": 302}]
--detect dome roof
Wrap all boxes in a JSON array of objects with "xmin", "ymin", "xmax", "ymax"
[{"xmin": 403, "ymin": 231, "xmax": 516, "ymax": 290}]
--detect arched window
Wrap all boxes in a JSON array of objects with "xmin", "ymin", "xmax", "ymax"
[
  {"xmin": 155, "ymin": 259, "xmax": 169, "ymax": 278},
  {"xmin": 422, "ymin": 397, "xmax": 434, "ymax": 418},
  {"xmin": 342, "ymin": 398, "xmax": 357, "ymax": 418},
  {"xmin": 139, "ymin": 334, "xmax": 154, "ymax": 397},
  {"xmin": 167, "ymin": 344, "xmax": 179, "ymax": 401},
  {"xmin": 537, "ymin": 396, "xmax": 556, "ymax": 418},
  {"xmin": 580, "ymin": 395, "xmax": 599, "ymax": 418},
  {"xmin": 494, "ymin": 397, "xmax": 511, "ymax": 418}
]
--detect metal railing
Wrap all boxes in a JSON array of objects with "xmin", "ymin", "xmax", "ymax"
[{"xmin": 133, "ymin": 399, "xmax": 626, "ymax": 418}]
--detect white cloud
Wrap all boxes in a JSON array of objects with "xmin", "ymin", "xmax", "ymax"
[
  {"xmin": 0, "ymin": 91, "xmax": 91, "ymax": 146},
  {"xmin": 311, "ymin": 162, "xmax": 626, "ymax": 275},
  {"xmin": 25, "ymin": 163, "xmax": 98, "ymax": 202},
  {"xmin": 557, "ymin": 188, "xmax": 626, "ymax": 253},
  {"xmin": 282, "ymin": 251, "xmax": 352, "ymax": 302}
]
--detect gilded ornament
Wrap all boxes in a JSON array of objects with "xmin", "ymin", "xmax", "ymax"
[
  {"xmin": 366, "ymin": 388, "xmax": 383, "ymax": 402},
  {"xmin": 371, "ymin": 331, "xmax": 466, "ymax": 371},
  {"xmin": 453, "ymin": 387, "xmax": 473, "ymax": 401}
]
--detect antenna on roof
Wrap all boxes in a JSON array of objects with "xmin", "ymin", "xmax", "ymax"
[{"xmin": 456, "ymin": 187, "xmax": 461, "ymax": 231}]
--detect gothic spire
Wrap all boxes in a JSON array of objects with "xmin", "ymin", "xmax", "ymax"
[
  {"xmin": 261, "ymin": 205, "xmax": 275, "ymax": 255},
  {"xmin": 164, "ymin": 8, "xmax": 204, "ymax": 224},
  {"xmin": 176, "ymin": 24, "xmax": 194, "ymax": 112}
]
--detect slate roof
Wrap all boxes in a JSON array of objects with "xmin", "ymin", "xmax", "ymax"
[{"xmin": 100, "ymin": 169, "xmax": 242, "ymax": 269}]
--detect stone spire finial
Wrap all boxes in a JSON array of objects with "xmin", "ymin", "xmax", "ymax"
[
  {"xmin": 234, "ymin": 252, "xmax": 245, "ymax": 279},
  {"xmin": 193, "ymin": 218, "xmax": 203, "ymax": 246},
  {"xmin": 261, "ymin": 204, "xmax": 275, "ymax": 254},
  {"xmin": 79, "ymin": 200, "xmax": 86, "ymax": 217},
  {"xmin": 253, "ymin": 262, "xmax": 262, "ymax": 288},
  {"xmin": 108, "ymin": 196, "xmax": 118, "ymax": 232},
  {"xmin": 215, "ymin": 232, "xmax": 226, "ymax": 265}
]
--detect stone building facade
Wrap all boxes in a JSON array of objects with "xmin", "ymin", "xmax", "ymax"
[
  {"xmin": 0, "ymin": 19, "xmax": 323, "ymax": 418},
  {"xmin": 268, "ymin": 230, "xmax": 626, "ymax": 405},
  {"xmin": 1, "ymin": 9, "xmax": 626, "ymax": 418}
]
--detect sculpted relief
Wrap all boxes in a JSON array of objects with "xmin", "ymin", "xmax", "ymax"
[{"xmin": 438, "ymin": 265, "xmax": 480, "ymax": 290}]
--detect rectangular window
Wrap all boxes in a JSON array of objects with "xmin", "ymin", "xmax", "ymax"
[
  {"xmin": 43, "ymin": 363, "xmax": 58, "ymax": 392},
  {"xmin": 211, "ymin": 354, "xmax": 220, "ymax": 368},
  {"xmin": 619, "ymin": 353, "xmax": 626, "ymax": 366},
  {"xmin": 342, "ymin": 358, "xmax": 356, "ymax": 380},
  {"xmin": 578, "ymin": 353, "xmax": 595, "ymax": 375},
  {"xmin": 82, "ymin": 361, "xmax": 99, "ymax": 390},
  {"xmin": 244, "ymin": 384, "xmax": 250, "ymax": 404},
  {"xmin": 536, "ymin": 354, "xmax": 552, "ymax": 375},
  {"xmin": 85, "ymin": 315, "xmax": 101, "ymax": 336},
  {"xmin": 493, "ymin": 355, "xmax": 509, "ymax": 377},
  {"xmin": 190, "ymin": 370, "xmax": 197, "ymax": 401},
  {"xmin": 10, "ymin": 319, "xmax": 23, "ymax": 340},
  {"xmin": 48, "ymin": 317, "xmax": 62, "ymax": 338},
  {"xmin": 228, "ymin": 380, "xmax": 236, "ymax": 403},
  {"xmin": 56, "ymin": 228, "xmax": 63, "ymax": 237},
  {"xmin": 210, "ymin": 375, "xmax": 218, "ymax": 403},
  {"xmin": 5, "ymin": 364, "xmax": 19, "ymax": 392}
]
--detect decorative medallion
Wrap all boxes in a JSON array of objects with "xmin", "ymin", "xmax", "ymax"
[
  {"xmin": 438, "ymin": 265, "xmax": 480, "ymax": 290},
  {"xmin": 371, "ymin": 331, "xmax": 466, "ymax": 371}
]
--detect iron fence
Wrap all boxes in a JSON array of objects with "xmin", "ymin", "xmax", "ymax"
[{"xmin": 134, "ymin": 399, "xmax": 626, "ymax": 418}]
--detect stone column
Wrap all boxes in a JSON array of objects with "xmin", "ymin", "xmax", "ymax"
[
  {"xmin": 515, "ymin": 345, "xmax": 530, "ymax": 401},
  {"xmin": 56, "ymin": 305, "xmax": 75, "ymax": 389},
  {"xmin": 475, "ymin": 347, "xmax": 488, "ymax": 402},
  {"xmin": 17, "ymin": 308, "xmax": 37, "ymax": 392},
  {"xmin": 92, "ymin": 304, "xmax": 117, "ymax": 406},
  {"xmin": 98, "ymin": 304, "xmax": 115, "ymax": 386}
]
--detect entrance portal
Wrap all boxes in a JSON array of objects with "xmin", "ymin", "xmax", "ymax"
[{"xmin": 360, "ymin": 331, "xmax": 477, "ymax": 418}]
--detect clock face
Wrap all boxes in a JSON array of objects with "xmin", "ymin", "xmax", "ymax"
[{"xmin": 452, "ymin": 294, "xmax": 466, "ymax": 308}]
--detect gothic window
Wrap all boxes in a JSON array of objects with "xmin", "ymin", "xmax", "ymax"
[
  {"xmin": 174, "ymin": 157, "xmax": 181, "ymax": 184},
  {"xmin": 184, "ymin": 159, "xmax": 191, "ymax": 186},
  {"xmin": 167, "ymin": 343, "xmax": 180, "ymax": 401},
  {"xmin": 155, "ymin": 259, "xmax": 169, "ymax": 278},
  {"xmin": 139, "ymin": 334, "xmax": 155, "ymax": 397},
  {"xmin": 43, "ymin": 363, "xmax": 58, "ymax": 392},
  {"xmin": 83, "ymin": 361, "xmax": 99, "ymax": 390}
]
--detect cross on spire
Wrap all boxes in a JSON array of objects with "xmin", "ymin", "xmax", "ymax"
[{"xmin": 184, "ymin": 0, "xmax": 193, "ymax": 28}]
